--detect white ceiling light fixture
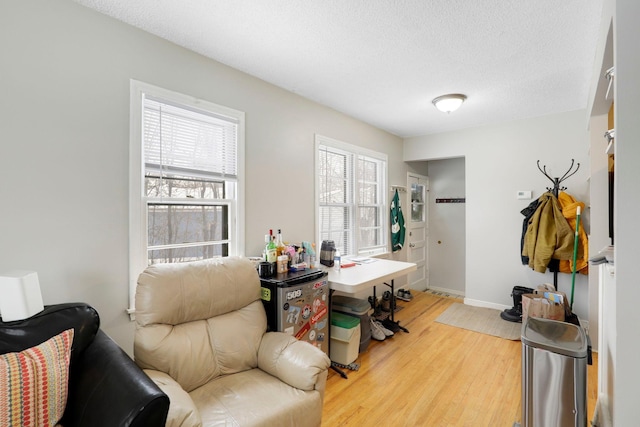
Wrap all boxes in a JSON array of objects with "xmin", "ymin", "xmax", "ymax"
[{"xmin": 432, "ymin": 94, "xmax": 467, "ymax": 113}]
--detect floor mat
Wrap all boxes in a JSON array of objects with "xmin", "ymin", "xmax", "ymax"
[{"xmin": 435, "ymin": 302, "xmax": 522, "ymax": 340}]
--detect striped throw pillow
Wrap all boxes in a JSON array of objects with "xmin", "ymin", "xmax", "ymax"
[{"xmin": 0, "ymin": 328, "xmax": 74, "ymax": 427}]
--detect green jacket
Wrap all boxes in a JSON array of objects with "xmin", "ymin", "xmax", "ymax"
[
  {"xmin": 391, "ymin": 190, "xmax": 405, "ymax": 252},
  {"xmin": 522, "ymin": 192, "xmax": 574, "ymax": 273}
]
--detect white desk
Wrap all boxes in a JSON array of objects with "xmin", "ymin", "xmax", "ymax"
[{"xmin": 325, "ymin": 258, "xmax": 417, "ymax": 294}]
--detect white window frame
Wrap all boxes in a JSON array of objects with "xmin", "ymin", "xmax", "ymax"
[
  {"xmin": 128, "ymin": 80, "xmax": 245, "ymax": 314},
  {"xmin": 315, "ymin": 134, "xmax": 388, "ymax": 257}
]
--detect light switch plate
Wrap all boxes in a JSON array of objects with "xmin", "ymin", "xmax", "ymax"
[{"xmin": 517, "ymin": 190, "xmax": 532, "ymax": 200}]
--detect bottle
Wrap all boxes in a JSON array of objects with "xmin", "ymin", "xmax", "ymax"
[
  {"xmin": 333, "ymin": 249, "xmax": 341, "ymax": 271},
  {"xmin": 263, "ymin": 234, "xmax": 270, "ymax": 261},
  {"xmin": 309, "ymin": 242, "xmax": 316, "ymax": 268},
  {"xmin": 266, "ymin": 231, "xmax": 277, "ymax": 264},
  {"xmin": 277, "ymin": 255, "xmax": 288, "ymax": 274},
  {"xmin": 276, "ymin": 229, "xmax": 286, "ymax": 256}
]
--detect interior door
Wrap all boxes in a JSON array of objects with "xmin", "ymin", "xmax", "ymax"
[{"xmin": 407, "ymin": 173, "xmax": 428, "ymax": 291}]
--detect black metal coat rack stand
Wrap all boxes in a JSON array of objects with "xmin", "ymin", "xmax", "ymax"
[{"xmin": 536, "ymin": 159, "xmax": 580, "ymax": 290}]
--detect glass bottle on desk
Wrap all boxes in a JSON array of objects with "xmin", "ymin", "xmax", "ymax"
[
  {"xmin": 266, "ymin": 233, "xmax": 277, "ymax": 264},
  {"xmin": 276, "ymin": 229, "xmax": 286, "ymax": 256}
]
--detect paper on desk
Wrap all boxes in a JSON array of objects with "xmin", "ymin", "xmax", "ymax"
[{"xmin": 348, "ymin": 257, "xmax": 378, "ymax": 264}]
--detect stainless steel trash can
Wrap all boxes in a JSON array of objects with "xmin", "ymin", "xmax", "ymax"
[{"xmin": 521, "ymin": 317, "xmax": 588, "ymax": 427}]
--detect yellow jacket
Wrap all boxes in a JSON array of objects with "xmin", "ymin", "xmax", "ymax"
[
  {"xmin": 522, "ymin": 192, "xmax": 575, "ymax": 273},
  {"xmin": 558, "ymin": 192, "xmax": 589, "ymax": 274}
]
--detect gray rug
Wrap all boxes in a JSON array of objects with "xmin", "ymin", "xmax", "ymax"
[{"xmin": 435, "ymin": 303, "xmax": 522, "ymax": 340}]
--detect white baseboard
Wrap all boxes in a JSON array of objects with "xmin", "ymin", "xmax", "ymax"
[
  {"xmin": 593, "ymin": 396, "xmax": 612, "ymax": 427},
  {"xmin": 464, "ymin": 297, "xmax": 510, "ymax": 311}
]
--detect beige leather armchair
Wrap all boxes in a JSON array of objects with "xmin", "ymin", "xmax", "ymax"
[{"xmin": 134, "ymin": 257, "xmax": 331, "ymax": 427}]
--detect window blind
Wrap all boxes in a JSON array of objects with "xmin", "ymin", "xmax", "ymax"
[
  {"xmin": 318, "ymin": 144, "xmax": 354, "ymax": 256},
  {"xmin": 357, "ymin": 155, "xmax": 385, "ymax": 251},
  {"xmin": 317, "ymin": 137, "xmax": 387, "ymax": 257},
  {"xmin": 143, "ymin": 96, "xmax": 238, "ymax": 181}
]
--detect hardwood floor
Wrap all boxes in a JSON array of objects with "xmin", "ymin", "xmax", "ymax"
[{"xmin": 321, "ymin": 290, "xmax": 598, "ymax": 427}]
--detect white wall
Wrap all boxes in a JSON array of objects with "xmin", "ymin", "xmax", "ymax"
[
  {"xmin": 612, "ymin": 0, "xmax": 640, "ymax": 423},
  {"xmin": 427, "ymin": 158, "xmax": 466, "ymax": 295},
  {"xmin": 0, "ymin": 0, "xmax": 411, "ymax": 354},
  {"xmin": 588, "ymin": 113, "xmax": 610, "ymax": 352},
  {"xmin": 586, "ymin": 0, "xmax": 640, "ymax": 423},
  {"xmin": 404, "ymin": 111, "xmax": 591, "ymax": 320}
]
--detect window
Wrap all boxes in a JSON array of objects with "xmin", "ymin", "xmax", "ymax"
[
  {"xmin": 316, "ymin": 135, "xmax": 387, "ymax": 257},
  {"xmin": 129, "ymin": 81, "xmax": 245, "ymax": 310}
]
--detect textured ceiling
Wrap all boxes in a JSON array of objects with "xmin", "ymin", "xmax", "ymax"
[{"xmin": 74, "ymin": 0, "xmax": 604, "ymax": 138}]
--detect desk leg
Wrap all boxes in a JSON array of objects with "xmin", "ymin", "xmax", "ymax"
[
  {"xmin": 382, "ymin": 279, "xmax": 409, "ymax": 333},
  {"xmin": 370, "ymin": 285, "xmax": 380, "ymax": 315}
]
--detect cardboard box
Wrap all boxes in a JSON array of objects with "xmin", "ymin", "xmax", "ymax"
[{"xmin": 522, "ymin": 292, "xmax": 567, "ymax": 323}]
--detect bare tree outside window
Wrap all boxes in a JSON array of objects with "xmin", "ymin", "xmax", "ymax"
[
  {"xmin": 142, "ymin": 95, "xmax": 238, "ymax": 266},
  {"xmin": 317, "ymin": 138, "xmax": 386, "ymax": 257},
  {"xmin": 145, "ymin": 175, "xmax": 228, "ymax": 264}
]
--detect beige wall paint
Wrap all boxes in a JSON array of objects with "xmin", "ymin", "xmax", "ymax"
[
  {"xmin": 405, "ymin": 111, "xmax": 591, "ymax": 319},
  {"xmin": 427, "ymin": 157, "xmax": 466, "ymax": 296},
  {"xmin": 0, "ymin": 0, "xmax": 410, "ymax": 354}
]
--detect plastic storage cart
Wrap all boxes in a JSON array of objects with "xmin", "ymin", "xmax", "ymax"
[{"xmin": 521, "ymin": 317, "xmax": 588, "ymax": 427}]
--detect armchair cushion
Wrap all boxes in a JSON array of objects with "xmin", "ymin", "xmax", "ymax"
[
  {"xmin": 0, "ymin": 328, "xmax": 74, "ymax": 427},
  {"xmin": 135, "ymin": 300, "xmax": 267, "ymax": 393},
  {"xmin": 136, "ymin": 257, "xmax": 261, "ymax": 326},
  {"xmin": 258, "ymin": 332, "xmax": 331, "ymax": 392},
  {"xmin": 145, "ymin": 369, "xmax": 202, "ymax": 427},
  {"xmin": 189, "ymin": 369, "xmax": 328, "ymax": 427}
]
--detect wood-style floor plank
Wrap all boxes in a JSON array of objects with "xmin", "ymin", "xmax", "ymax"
[{"xmin": 322, "ymin": 290, "xmax": 598, "ymax": 427}]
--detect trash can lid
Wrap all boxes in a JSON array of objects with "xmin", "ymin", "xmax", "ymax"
[
  {"xmin": 521, "ymin": 317, "xmax": 587, "ymax": 358},
  {"xmin": 332, "ymin": 295, "xmax": 371, "ymax": 314},
  {"xmin": 331, "ymin": 311, "xmax": 360, "ymax": 329}
]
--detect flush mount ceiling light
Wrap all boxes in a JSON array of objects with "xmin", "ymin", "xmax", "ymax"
[{"xmin": 432, "ymin": 94, "xmax": 467, "ymax": 113}]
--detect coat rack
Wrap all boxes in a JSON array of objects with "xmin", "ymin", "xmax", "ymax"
[
  {"xmin": 536, "ymin": 159, "xmax": 580, "ymax": 290},
  {"xmin": 537, "ymin": 159, "xmax": 580, "ymax": 197}
]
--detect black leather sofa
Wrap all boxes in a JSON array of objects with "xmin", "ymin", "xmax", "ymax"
[{"xmin": 0, "ymin": 303, "xmax": 169, "ymax": 427}]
